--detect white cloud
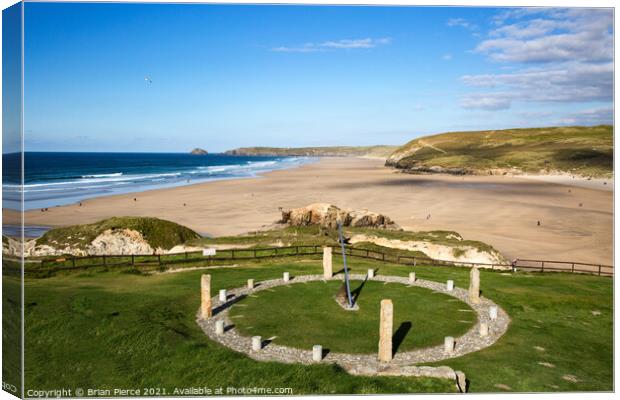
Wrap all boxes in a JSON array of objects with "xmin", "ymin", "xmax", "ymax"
[
  {"xmin": 461, "ymin": 62, "xmax": 612, "ymax": 103},
  {"xmin": 442, "ymin": 53, "xmax": 453, "ymax": 61},
  {"xmin": 271, "ymin": 44, "xmax": 320, "ymax": 53},
  {"xmin": 447, "ymin": 18, "xmax": 478, "ymax": 31},
  {"xmin": 476, "ymin": 8, "xmax": 612, "ymax": 63},
  {"xmin": 556, "ymin": 107, "xmax": 613, "ymax": 125},
  {"xmin": 516, "ymin": 110, "xmax": 553, "ymax": 119},
  {"xmin": 460, "ymin": 9, "xmax": 613, "ymax": 111},
  {"xmin": 271, "ymin": 37, "xmax": 391, "ymax": 53},
  {"xmin": 460, "ymin": 93, "xmax": 514, "ymax": 110},
  {"xmin": 322, "ymin": 37, "xmax": 391, "ymax": 49}
]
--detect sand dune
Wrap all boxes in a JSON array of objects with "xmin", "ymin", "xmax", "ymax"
[{"xmin": 12, "ymin": 157, "xmax": 613, "ymax": 265}]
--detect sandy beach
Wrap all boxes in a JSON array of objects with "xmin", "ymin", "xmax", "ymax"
[{"xmin": 13, "ymin": 157, "xmax": 613, "ymax": 265}]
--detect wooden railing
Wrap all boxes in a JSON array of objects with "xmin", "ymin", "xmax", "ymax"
[
  {"xmin": 512, "ymin": 258, "xmax": 612, "ymax": 277},
  {"xmin": 8, "ymin": 244, "xmax": 612, "ymax": 277}
]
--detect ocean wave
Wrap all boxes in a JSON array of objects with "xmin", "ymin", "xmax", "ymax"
[
  {"xmin": 196, "ymin": 164, "xmax": 244, "ymax": 173},
  {"xmin": 81, "ymin": 172, "xmax": 123, "ymax": 178},
  {"xmin": 11, "ymin": 157, "xmax": 316, "ymax": 209},
  {"xmin": 192, "ymin": 159, "xmax": 299, "ymax": 175},
  {"xmin": 247, "ymin": 160, "xmax": 278, "ymax": 167},
  {"xmin": 20, "ymin": 172, "xmax": 183, "ymax": 189}
]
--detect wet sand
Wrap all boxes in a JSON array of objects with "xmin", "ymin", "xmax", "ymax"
[{"xmin": 11, "ymin": 157, "xmax": 613, "ymax": 265}]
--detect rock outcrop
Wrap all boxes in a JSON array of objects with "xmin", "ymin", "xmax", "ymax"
[
  {"xmin": 190, "ymin": 148, "xmax": 208, "ymax": 155},
  {"xmin": 349, "ymin": 234, "xmax": 508, "ymax": 268},
  {"xmin": 279, "ymin": 203, "xmax": 399, "ymax": 230},
  {"xmin": 15, "ymin": 228, "xmax": 159, "ymax": 257},
  {"xmin": 89, "ymin": 229, "xmax": 155, "ymax": 255},
  {"xmin": 3, "ymin": 217, "xmax": 201, "ymax": 257}
]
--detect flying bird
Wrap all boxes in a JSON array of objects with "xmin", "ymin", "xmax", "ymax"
[{"xmin": 144, "ymin": 76, "xmax": 152, "ymax": 84}]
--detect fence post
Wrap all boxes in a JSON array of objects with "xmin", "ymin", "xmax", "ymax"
[
  {"xmin": 253, "ymin": 249, "xmax": 257, "ymax": 258},
  {"xmin": 231, "ymin": 249, "xmax": 235, "ymax": 259},
  {"xmin": 382, "ymin": 252, "xmax": 385, "ymax": 261},
  {"xmin": 541, "ymin": 261, "xmax": 544, "ymax": 272},
  {"xmin": 185, "ymin": 252, "xmax": 188, "ymax": 260},
  {"xmin": 158, "ymin": 254, "xmax": 161, "ymax": 265},
  {"xmin": 295, "ymin": 246, "xmax": 299, "ymax": 255},
  {"xmin": 413, "ymin": 257, "xmax": 416, "ymax": 267},
  {"xmin": 131, "ymin": 254, "xmax": 135, "ymax": 266},
  {"xmin": 103, "ymin": 255, "xmax": 107, "ymax": 266},
  {"xmin": 71, "ymin": 257, "xmax": 76, "ymax": 268},
  {"xmin": 599, "ymin": 265, "xmax": 602, "ymax": 276},
  {"xmin": 572, "ymin": 263, "xmax": 575, "ymax": 273}
]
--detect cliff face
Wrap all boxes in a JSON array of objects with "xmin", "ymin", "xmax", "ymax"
[{"xmin": 17, "ymin": 228, "xmax": 157, "ymax": 257}]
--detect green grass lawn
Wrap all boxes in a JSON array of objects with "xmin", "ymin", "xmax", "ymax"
[
  {"xmin": 2, "ymin": 272, "xmax": 22, "ymax": 396},
  {"xmin": 230, "ymin": 280, "xmax": 474, "ymax": 354},
  {"xmin": 18, "ymin": 257, "xmax": 612, "ymax": 394}
]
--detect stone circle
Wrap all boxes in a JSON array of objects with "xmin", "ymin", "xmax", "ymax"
[{"xmin": 196, "ymin": 273, "xmax": 510, "ymax": 372}]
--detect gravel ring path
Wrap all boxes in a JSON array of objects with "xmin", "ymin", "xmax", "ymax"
[{"xmin": 196, "ymin": 273, "xmax": 510, "ymax": 371}]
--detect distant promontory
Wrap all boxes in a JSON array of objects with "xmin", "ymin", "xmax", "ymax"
[
  {"xmin": 190, "ymin": 148, "xmax": 208, "ymax": 155},
  {"xmin": 224, "ymin": 145, "xmax": 396, "ymax": 158}
]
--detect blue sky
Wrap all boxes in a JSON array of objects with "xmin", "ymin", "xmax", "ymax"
[{"xmin": 22, "ymin": 3, "xmax": 613, "ymax": 152}]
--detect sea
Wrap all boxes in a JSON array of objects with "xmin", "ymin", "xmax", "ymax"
[{"xmin": 2, "ymin": 152, "xmax": 313, "ymax": 211}]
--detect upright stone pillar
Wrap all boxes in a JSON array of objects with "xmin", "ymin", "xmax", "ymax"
[
  {"xmin": 251, "ymin": 336, "xmax": 262, "ymax": 351},
  {"xmin": 378, "ymin": 299, "xmax": 393, "ymax": 362},
  {"xmin": 247, "ymin": 279, "xmax": 254, "ymax": 289},
  {"xmin": 200, "ymin": 274, "xmax": 212, "ymax": 319},
  {"xmin": 312, "ymin": 345, "xmax": 323, "ymax": 362},
  {"xmin": 479, "ymin": 323, "xmax": 489, "ymax": 337},
  {"xmin": 446, "ymin": 280, "xmax": 454, "ymax": 291},
  {"xmin": 323, "ymin": 247, "xmax": 333, "ymax": 279},
  {"xmin": 215, "ymin": 320, "xmax": 225, "ymax": 335},
  {"xmin": 368, "ymin": 269, "xmax": 375, "ymax": 279},
  {"xmin": 469, "ymin": 267, "xmax": 481, "ymax": 304},
  {"xmin": 219, "ymin": 289, "xmax": 227, "ymax": 302},
  {"xmin": 489, "ymin": 305, "xmax": 498, "ymax": 320},
  {"xmin": 409, "ymin": 272, "xmax": 416, "ymax": 283}
]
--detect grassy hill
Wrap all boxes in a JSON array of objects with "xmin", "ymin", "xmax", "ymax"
[
  {"xmin": 36, "ymin": 217, "xmax": 200, "ymax": 251},
  {"xmin": 386, "ymin": 125, "xmax": 613, "ymax": 177},
  {"xmin": 225, "ymin": 145, "xmax": 397, "ymax": 158}
]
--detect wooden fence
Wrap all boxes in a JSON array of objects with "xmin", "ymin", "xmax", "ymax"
[
  {"xmin": 12, "ymin": 244, "xmax": 611, "ymax": 278},
  {"xmin": 31, "ymin": 245, "xmax": 325, "ymax": 273},
  {"xmin": 512, "ymin": 258, "xmax": 612, "ymax": 277}
]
